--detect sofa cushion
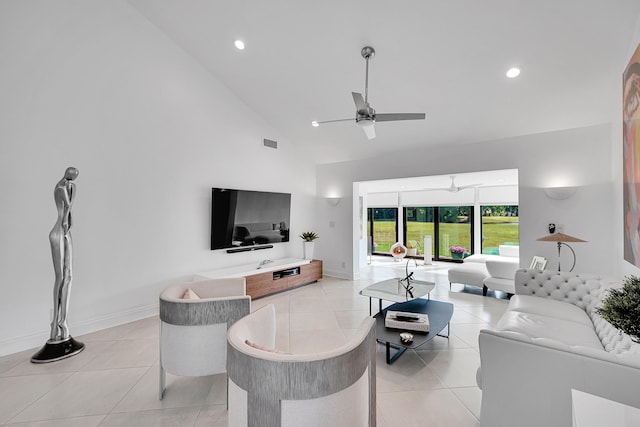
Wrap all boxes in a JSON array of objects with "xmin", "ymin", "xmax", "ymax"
[
  {"xmin": 483, "ymin": 277, "xmax": 516, "ymax": 294},
  {"xmin": 514, "ymin": 270, "xmax": 607, "ymax": 310},
  {"xmin": 464, "ymin": 254, "xmax": 492, "ymax": 263},
  {"xmin": 498, "ymin": 245, "xmax": 519, "ymax": 258},
  {"xmin": 463, "ymin": 247, "xmax": 519, "ymax": 264},
  {"xmin": 485, "ymin": 259, "xmax": 519, "ymax": 280},
  {"xmin": 496, "ymin": 311, "xmax": 604, "ymax": 350},
  {"xmin": 508, "ymin": 295, "xmax": 592, "ymax": 326}
]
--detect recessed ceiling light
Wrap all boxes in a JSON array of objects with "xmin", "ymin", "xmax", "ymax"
[
  {"xmin": 311, "ymin": 121, "xmax": 319, "ymax": 127},
  {"xmin": 234, "ymin": 40, "xmax": 245, "ymax": 50},
  {"xmin": 506, "ymin": 67, "xmax": 520, "ymax": 78}
]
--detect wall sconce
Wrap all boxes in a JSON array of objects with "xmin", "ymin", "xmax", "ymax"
[
  {"xmin": 326, "ymin": 197, "xmax": 341, "ymax": 206},
  {"xmin": 543, "ymin": 186, "xmax": 577, "ymax": 200}
]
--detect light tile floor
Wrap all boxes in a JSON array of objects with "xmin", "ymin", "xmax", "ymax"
[{"xmin": 0, "ymin": 257, "xmax": 509, "ymax": 426}]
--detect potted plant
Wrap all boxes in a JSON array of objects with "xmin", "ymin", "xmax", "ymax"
[
  {"xmin": 596, "ymin": 275, "xmax": 640, "ymax": 343},
  {"xmin": 406, "ymin": 240, "xmax": 420, "ymax": 256},
  {"xmin": 299, "ymin": 231, "xmax": 319, "ymax": 260},
  {"xmin": 449, "ymin": 245, "xmax": 468, "ymax": 260}
]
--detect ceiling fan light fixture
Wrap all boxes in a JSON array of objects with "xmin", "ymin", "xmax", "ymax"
[
  {"xmin": 506, "ymin": 67, "xmax": 520, "ymax": 78},
  {"xmin": 311, "ymin": 46, "xmax": 425, "ymax": 140}
]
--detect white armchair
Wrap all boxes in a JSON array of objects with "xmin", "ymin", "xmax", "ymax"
[
  {"xmin": 158, "ymin": 278, "xmax": 250, "ymax": 399},
  {"xmin": 483, "ymin": 259, "xmax": 519, "ymax": 295},
  {"xmin": 226, "ymin": 304, "xmax": 376, "ymax": 427}
]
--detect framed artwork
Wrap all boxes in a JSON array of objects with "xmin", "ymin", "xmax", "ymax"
[
  {"xmin": 623, "ymin": 42, "xmax": 640, "ymax": 267},
  {"xmin": 529, "ymin": 256, "xmax": 547, "ymax": 270}
]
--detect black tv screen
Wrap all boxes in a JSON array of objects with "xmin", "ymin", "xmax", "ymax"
[{"xmin": 211, "ymin": 188, "xmax": 291, "ymax": 250}]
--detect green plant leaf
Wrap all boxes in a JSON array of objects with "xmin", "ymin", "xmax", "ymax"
[
  {"xmin": 299, "ymin": 231, "xmax": 319, "ymax": 241},
  {"xmin": 596, "ymin": 275, "xmax": 640, "ymax": 343}
]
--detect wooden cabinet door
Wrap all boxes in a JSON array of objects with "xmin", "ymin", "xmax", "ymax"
[{"xmin": 246, "ymin": 272, "xmax": 288, "ymax": 299}]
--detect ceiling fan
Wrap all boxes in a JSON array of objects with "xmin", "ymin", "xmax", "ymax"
[
  {"xmin": 312, "ymin": 46, "xmax": 426, "ymax": 140},
  {"xmin": 424, "ymin": 176, "xmax": 483, "ymax": 193}
]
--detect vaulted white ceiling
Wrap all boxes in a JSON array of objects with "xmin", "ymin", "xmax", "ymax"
[{"xmin": 129, "ymin": 0, "xmax": 640, "ymax": 164}]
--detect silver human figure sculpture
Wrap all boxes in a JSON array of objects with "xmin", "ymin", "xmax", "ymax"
[
  {"xmin": 31, "ymin": 167, "xmax": 84, "ymax": 363},
  {"xmin": 49, "ymin": 167, "xmax": 78, "ymax": 341}
]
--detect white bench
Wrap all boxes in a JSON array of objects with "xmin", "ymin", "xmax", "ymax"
[
  {"xmin": 448, "ymin": 245, "xmax": 519, "ymax": 295},
  {"xmin": 448, "ymin": 262, "xmax": 490, "ymax": 294}
]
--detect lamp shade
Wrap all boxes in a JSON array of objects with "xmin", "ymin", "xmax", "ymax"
[{"xmin": 536, "ymin": 232, "xmax": 587, "ymax": 243}]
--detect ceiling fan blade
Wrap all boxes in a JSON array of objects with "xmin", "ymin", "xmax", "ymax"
[
  {"xmin": 457, "ymin": 183, "xmax": 483, "ymax": 190},
  {"xmin": 375, "ymin": 113, "xmax": 426, "ymax": 122},
  {"xmin": 422, "ymin": 187, "xmax": 451, "ymax": 192},
  {"xmin": 315, "ymin": 118, "xmax": 355, "ymax": 124},
  {"xmin": 352, "ymin": 92, "xmax": 366, "ymax": 111},
  {"xmin": 362, "ymin": 124, "xmax": 376, "ymax": 139}
]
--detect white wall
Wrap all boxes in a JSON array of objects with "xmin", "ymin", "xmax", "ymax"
[
  {"xmin": 0, "ymin": 1, "xmax": 316, "ymax": 355},
  {"xmin": 317, "ymin": 124, "xmax": 614, "ymax": 279}
]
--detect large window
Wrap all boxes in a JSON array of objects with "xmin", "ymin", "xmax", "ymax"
[
  {"xmin": 438, "ymin": 206, "xmax": 472, "ymax": 258},
  {"xmin": 481, "ymin": 205, "xmax": 519, "ymax": 254},
  {"xmin": 368, "ymin": 207, "xmax": 398, "ymax": 254},
  {"xmin": 369, "ymin": 205, "xmax": 482, "ymax": 260},
  {"xmin": 405, "ymin": 207, "xmax": 435, "ymax": 256},
  {"xmin": 404, "ymin": 206, "xmax": 473, "ymax": 260}
]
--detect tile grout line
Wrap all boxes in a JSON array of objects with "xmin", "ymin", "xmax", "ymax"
[
  {"xmin": 97, "ymin": 364, "xmax": 153, "ymax": 426},
  {"xmin": 4, "ymin": 370, "xmax": 75, "ymax": 424}
]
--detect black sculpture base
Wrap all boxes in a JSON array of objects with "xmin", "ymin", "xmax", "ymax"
[{"xmin": 31, "ymin": 336, "xmax": 85, "ymax": 364}]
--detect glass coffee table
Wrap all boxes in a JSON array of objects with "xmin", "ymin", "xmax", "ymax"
[{"xmin": 360, "ymin": 278, "xmax": 435, "ymax": 315}]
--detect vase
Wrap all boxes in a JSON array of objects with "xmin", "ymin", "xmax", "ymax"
[
  {"xmin": 451, "ymin": 252, "xmax": 464, "ymax": 260},
  {"xmin": 303, "ymin": 241, "xmax": 315, "ymax": 260}
]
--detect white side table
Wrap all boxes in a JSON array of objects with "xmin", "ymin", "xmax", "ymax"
[{"xmin": 572, "ymin": 389, "xmax": 640, "ymax": 427}]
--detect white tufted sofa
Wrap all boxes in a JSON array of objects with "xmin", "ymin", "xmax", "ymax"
[{"xmin": 477, "ymin": 269, "xmax": 640, "ymax": 427}]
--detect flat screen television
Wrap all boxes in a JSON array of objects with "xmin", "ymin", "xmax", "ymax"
[{"xmin": 210, "ymin": 188, "xmax": 291, "ymax": 250}]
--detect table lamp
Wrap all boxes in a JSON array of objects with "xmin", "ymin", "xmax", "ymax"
[{"xmin": 536, "ymin": 232, "xmax": 587, "ymax": 272}]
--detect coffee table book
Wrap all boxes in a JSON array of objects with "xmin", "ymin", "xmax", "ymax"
[{"xmin": 385, "ymin": 311, "xmax": 430, "ymax": 333}]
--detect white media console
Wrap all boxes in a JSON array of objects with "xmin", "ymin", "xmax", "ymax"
[{"xmin": 195, "ymin": 257, "xmax": 323, "ymax": 299}]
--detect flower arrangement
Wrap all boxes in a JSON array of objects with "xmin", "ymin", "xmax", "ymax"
[
  {"xmin": 299, "ymin": 231, "xmax": 319, "ymax": 242},
  {"xmin": 596, "ymin": 275, "xmax": 640, "ymax": 343},
  {"xmin": 449, "ymin": 245, "xmax": 467, "ymax": 254}
]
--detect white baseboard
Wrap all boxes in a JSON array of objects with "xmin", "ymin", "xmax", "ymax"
[
  {"xmin": 0, "ymin": 303, "xmax": 159, "ymax": 358},
  {"xmin": 323, "ymin": 269, "xmax": 354, "ymax": 280}
]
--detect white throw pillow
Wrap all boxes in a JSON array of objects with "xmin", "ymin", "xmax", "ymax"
[{"xmin": 182, "ymin": 288, "xmax": 201, "ymax": 300}]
